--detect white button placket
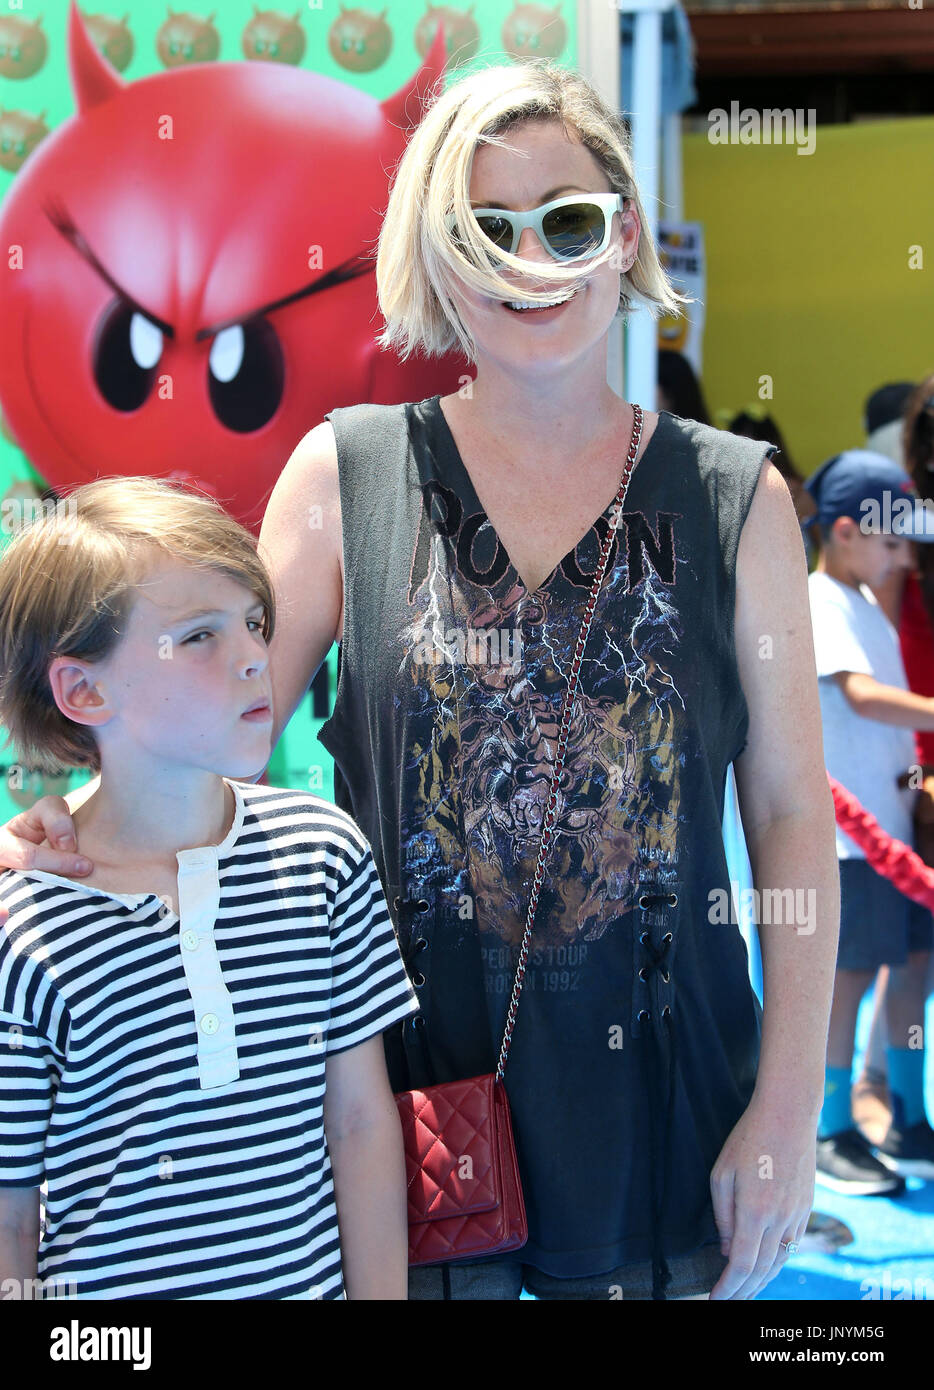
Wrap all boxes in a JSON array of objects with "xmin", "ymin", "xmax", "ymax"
[{"xmin": 176, "ymin": 846, "xmax": 240, "ymax": 1090}]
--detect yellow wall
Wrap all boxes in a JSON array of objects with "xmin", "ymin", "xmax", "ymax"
[{"xmin": 681, "ymin": 114, "xmax": 934, "ymax": 477}]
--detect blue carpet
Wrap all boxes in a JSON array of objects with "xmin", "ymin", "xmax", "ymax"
[
  {"xmin": 725, "ymin": 771, "xmax": 934, "ymax": 1299},
  {"xmin": 760, "ymin": 990, "xmax": 934, "ymax": 1301}
]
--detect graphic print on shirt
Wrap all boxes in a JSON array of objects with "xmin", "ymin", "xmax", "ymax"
[{"xmin": 398, "ymin": 475, "xmax": 689, "ymax": 948}]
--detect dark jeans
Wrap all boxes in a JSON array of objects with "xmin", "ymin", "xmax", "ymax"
[{"xmin": 407, "ymin": 1244, "xmax": 728, "ymax": 1300}]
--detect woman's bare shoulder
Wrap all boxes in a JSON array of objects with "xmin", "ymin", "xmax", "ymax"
[
  {"xmin": 262, "ymin": 421, "xmax": 342, "ymax": 566},
  {"xmin": 259, "ymin": 422, "xmax": 345, "ymax": 677},
  {"xmin": 285, "ymin": 418, "xmax": 339, "ymax": 478}
]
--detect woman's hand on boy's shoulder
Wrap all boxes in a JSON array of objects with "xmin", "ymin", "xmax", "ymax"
[{"xmin": 0, "ymin": 795, "xmax": 92, "ymax": 917}]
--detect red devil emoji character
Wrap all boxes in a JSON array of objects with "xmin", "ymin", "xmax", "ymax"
[{"xmin": 0, "ymin": 2, "xmax": 470, "ymax": 531}]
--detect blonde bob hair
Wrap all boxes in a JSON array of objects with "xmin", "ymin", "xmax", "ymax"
[
  {"xmin": 376, "ymin": 59, "xmax": 690, "ymax": 364},
  {"xmin": 0, "ymin": 476, "xmax": 275, "ymax": 775}
]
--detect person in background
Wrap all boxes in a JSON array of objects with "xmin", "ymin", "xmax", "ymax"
[
  {"xmin": 804, "ymin": 449, "xmax": 934, "ymax": 1192},
  {"xmin": 863, "ymin": 382, "xmax": 917, "ymax": 472},
  {"xmin": 657, "ymin": 348, "xmax": 711, "ymax": 424},
  {"xmin": 851, "ymin": 375, "xmax": 934, "ymax": 1160}
]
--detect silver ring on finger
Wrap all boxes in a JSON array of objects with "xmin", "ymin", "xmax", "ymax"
[{"xmin": 779, "ymin": 1239, "xmax": 799, "ymax": 1255}]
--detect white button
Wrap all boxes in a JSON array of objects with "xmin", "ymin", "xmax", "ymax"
[
  {"xmin": 200, "ymin": 1013, "xmax": 220, "ymax": 1035},
  {"xmin": 182, "ymin": 930, "xmax": 199, "ymax": 951}
]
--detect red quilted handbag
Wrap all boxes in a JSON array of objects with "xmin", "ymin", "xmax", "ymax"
[
  {"xmin": 393, "ymin": 405, "xmax": 645, "ymax": 1266},
  {"xmin": 395, "ymin": 1073, "xmax": 526, "ymax": 1264}
]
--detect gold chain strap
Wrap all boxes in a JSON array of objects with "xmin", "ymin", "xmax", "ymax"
[{"xmin": 494, "ymin": 403, "xmax": 645, "ymax": 1082}]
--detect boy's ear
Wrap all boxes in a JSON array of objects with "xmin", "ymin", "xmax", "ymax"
[
  {"xmin": 47, "ymin": 657, "xmax": 112, "ymax": 728},
  {"xmin": 828, "ymin": 515, "xmax": 854, "ymax": 545}
]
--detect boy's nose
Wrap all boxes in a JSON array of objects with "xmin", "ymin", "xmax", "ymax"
[{"xmin": 241, "ymin": 644, "xmax": 269, "ymax": 677}]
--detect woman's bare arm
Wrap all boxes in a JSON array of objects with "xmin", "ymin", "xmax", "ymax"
[
  {"xmin": 0, "ymin": 422, "xmax": 345, "ymax": 879},
  {"xmin": 710, "ymin": 460, "xmax": 840, "ymax": 1300},
  {"xmin": 258, "ymin": 419, "xmax": 344, "ymax": 752},
  {"xmin": 731, "ymin": 461, "xmax": 840, "ymax": 1119}
]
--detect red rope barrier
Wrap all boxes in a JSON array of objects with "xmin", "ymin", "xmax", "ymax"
[{"xmin": 826, "ymin": 771, "xmax": 934, "ymax": 911}]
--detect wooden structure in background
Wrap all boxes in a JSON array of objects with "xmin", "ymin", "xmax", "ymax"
[{"xmin": 682, "ymin": 0, "xmax": 934, "ymax": 76}]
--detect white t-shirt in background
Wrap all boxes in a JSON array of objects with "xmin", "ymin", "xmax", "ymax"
[{"xmin": 807, "ymin": 570, "xmax": 917, "ymax": 860}]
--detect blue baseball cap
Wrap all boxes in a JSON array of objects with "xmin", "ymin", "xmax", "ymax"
[{"xmin": 802, "ymin": 449, "xmax": 934, "ymax": 542}]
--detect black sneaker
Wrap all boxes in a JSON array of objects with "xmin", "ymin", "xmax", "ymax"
[
  {"xmin": 816, "ymin": 1128, "xmax": 906, "ymax": 1196},
  {"xmin": 871, "ymin": 1094, "xmax": 934, "ymax": 1180}
]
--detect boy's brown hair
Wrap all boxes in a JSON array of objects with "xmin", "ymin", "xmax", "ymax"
[{"xmin": 0, "ymin": 476, "xmax": 276, "ymax": 775}]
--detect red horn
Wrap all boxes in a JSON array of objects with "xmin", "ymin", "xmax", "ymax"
[
  {"xmin": 68, "ymin": 0, "xmax": 124, "ymax": 113},
  {"xmin": 379, "ymin": 19, "xmax": 447, "ymax": 134}
]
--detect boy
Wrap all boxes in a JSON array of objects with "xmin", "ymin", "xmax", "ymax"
[
  {"xmin": 0, "ymin": 476, "xmax": 419, "ymax": 1299},
  {"xmin": 804, "ymin": 450, "xmax": 934, "ymax": 1193}
]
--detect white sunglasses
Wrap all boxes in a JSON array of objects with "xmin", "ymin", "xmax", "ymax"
[{"xmin": 448, "ymin": 192, "xmax": 626, "ymax": 263}]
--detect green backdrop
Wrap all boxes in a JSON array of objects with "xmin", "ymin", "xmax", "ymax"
[{"xmin": 0, "ymin": 0, "xmax": 578, "ymax": 818}]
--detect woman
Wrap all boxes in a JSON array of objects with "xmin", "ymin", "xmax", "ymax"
[{"xmin": 0, "ymin": 61, "xmax": 839, "ymax": 1300}]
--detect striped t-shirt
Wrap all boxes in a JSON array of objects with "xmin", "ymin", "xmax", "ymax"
[{"xmin": 0, "ymin": 778, "xmax": 419, "ymax": 1300}]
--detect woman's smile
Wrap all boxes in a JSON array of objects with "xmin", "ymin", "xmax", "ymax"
[{"xmin": 501, "ymin": 289, "xmax": 580, "ymax": 320}]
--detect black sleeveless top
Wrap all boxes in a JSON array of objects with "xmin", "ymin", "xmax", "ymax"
[{"xmin": 318, "ymin": 395, "xmax": 779, "ymax": 1295}]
